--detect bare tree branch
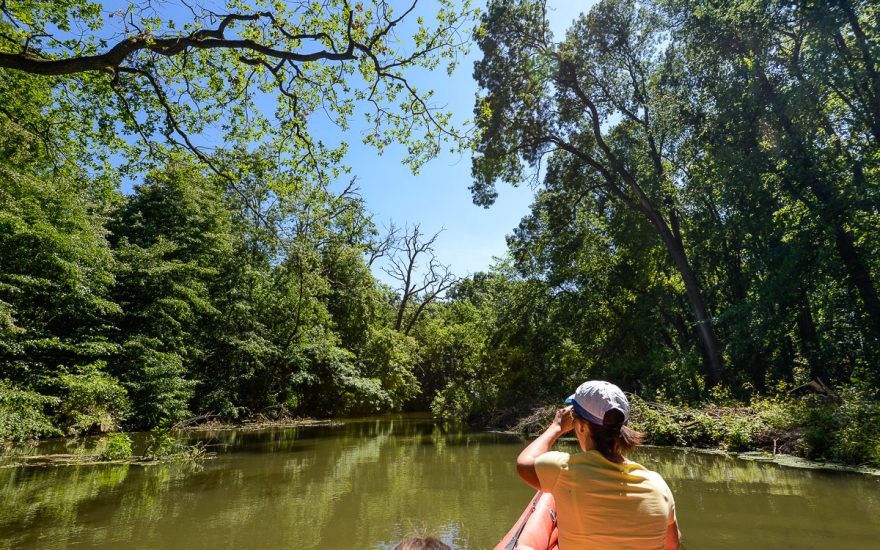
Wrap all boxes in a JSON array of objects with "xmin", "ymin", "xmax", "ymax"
[
  {"xmin": 383, "ymin": 224, "xmax": 458, "ymax": 335},
  {"xmin": 367, "ymin": 221, "xmax": 399, "ymax": 267}
]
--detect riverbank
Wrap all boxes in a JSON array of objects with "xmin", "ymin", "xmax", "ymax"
[
  {"xmin": 1, "ymin": 416, "xmax": 339, "ymax": 468},
  {"xmin": 173, "ymin": 415, "xmax": 340, "ymax": 432},
  {"xmin": 477, "ymin": 388, "xmax": 880, "ymax": 472}
]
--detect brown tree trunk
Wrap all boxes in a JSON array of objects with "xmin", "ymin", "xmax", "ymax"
[
  {"xmin": 833, "ymin": 224, "xmax": 880, "ymax": 337},
  {"xmin": 562, "ymin": 67, "xmax": 726, "ymax": 387},
  {"xmin": 795, "ymin": 289, "xmax": 827, "ymax": 381},
  {"xmin": 753, "ymin": 67, "xmax": 880, "ymax": 339},
  {"xmin": 644, "ymin": 208, "xmax": 725, "ymax": 386}
]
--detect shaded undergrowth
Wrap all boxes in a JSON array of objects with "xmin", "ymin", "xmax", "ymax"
[{"xmin": 491, "ymin": 386, "xmax": 880, "ymax": 469}]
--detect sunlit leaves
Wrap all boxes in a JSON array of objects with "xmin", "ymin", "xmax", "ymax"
[{"xmin": 1, "ymin": 1, "xmax": 478, "ymax": 188}]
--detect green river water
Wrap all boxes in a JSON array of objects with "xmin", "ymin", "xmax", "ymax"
[{"xmin": 1, "ymin": 414, "xmax": 879, "ymax": 549}]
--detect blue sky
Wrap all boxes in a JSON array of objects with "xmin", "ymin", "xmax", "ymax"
[
  {"xmin": 109, "ymin": 1, "xmax": 597, "ymax": 281},
  {"xmin": 326, "ymin": 0, "xmax": 597, "ymax": 283}
]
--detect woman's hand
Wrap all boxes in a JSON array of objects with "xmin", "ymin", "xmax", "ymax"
[
  {"xmin": 516, "ymin": 405, "xmax": 575, "ymax": 490},
  {"xmin": 552, "ymin": 405, "xmax": 575, "ymax": 434}
]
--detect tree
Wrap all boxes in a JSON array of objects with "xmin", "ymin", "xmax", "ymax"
[
  {"xmin": 365, "ymin": 221, "xmax": 400, "ymax": 268},
  {"xmin": 108, "ymin": 159, "xmax": 234, "ymax": 426},
  {"xmin": 193, "ymin": 149, "xmax": 422, "ymax": 417},
  {"xmin": 0, "ymin": 113, "xmax": 134, "ymax": 435},
  {"xmin": 471, "ymin": 0, "xmax": 725, "ymax": 384},
  {"xmin": 0, "ymin": 118, "xmax": 120, "ymax": 389},
  {"xmin": 507, "ymin": 168, "xmax": 700, "ymax": 393},
  {"xmin": 667, "ymin": 0, "xmax": 880, "ymax": 341},
  {"xmin": 383, "ymin": 224, "xmax": 458, "ymax": 335},
  {"xmin": 0, "ymin": 1, "xmax": 477, "ymax": 180}
]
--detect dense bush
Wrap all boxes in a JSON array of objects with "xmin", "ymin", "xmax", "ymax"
[
  {"xmin": 56, "ymin": 362, "xmax": 130, "ymax": 435},
  {"xmin": 145, "ymin": 425, "xmax": 177, "ymax": 458},
  {"xmin": 0, "ymin": 380, "xmax": 60, "ymax": 441},
  {"xmin": 798, "ymin": 387, "xmax": 880, "ymax": 466},
  {"xmin": 626, "ymin": 391, "xmax": 880, "ymax": 467},
  {"xmin": 95, "ymin": 433, "xmax": 133, "ymax": 461},
  {"xmin": 629, "ymin": 398, "xmax": 687, "ymax": 447},
  {"xmin": 722, "ymin": 418, "xmax": 755, "ymax": 452}
]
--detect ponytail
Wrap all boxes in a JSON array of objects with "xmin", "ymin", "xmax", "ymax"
[{"xmin": 585, "ymin": 409, "xmax": 644, "ymax": 461}]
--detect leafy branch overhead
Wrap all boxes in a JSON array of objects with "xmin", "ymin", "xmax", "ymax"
[{"xmin": 0, "ymin": 0, "xmax": 477, "ymax": 179}]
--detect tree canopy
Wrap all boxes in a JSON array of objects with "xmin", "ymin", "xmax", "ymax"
[
  {"xmin": 466, "ymin": 0, "xmax": 879, "ymax": 398},
  {"xmin": 0, "ymin": 0, "xmax": 475, "ymax": 179},
  {"xmin": 1, "ymin": 0, "xmax": 879, "ymax": 449}
]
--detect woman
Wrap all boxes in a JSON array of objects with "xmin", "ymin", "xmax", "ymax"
[
  {"xmin": 516, "ymin": 380, "xmax": 681, "ymax": 550},
  {"xmin": 393, "ymin": 536, "xmax": 451, "ymax": 550}
]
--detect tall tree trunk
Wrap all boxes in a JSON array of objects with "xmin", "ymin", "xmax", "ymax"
[
  {"xmin": 644, "ymin": 207, "xmax": 725, "ymax": 386},
  {"xmin": 753, "ymin": 67, "xmax": 880, "ymax": 339},
  {"xmin": 647, "ymin": 293, "xmax": 692, "ymax": 357},
  {"xmin": 833, "ymin": 225, "xmax": 880, "ymax": 337},
  {"xmin": 795, "ymin": 288, "xmax": 828, "ymax": 381},
  {"xmin": 562, "ymin": 65, "xmax": 726, "ymax": 387}
]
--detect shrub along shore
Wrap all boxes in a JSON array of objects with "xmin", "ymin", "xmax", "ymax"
[
  {"xmin": 483, "ymin": 387, "xmax": 880, "ymax": 472},
  {"xmin": 4, "ymin": 387, "xmax": 879, "ymax": 473}
]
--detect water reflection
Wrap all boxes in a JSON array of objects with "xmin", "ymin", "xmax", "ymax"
[
  {"xmin": 631, "ymin": 447, "xmax": 880, "ymax": 550},
  {"xmin": 1, "ymin": 416, "xmax": 879, "ymax": 549}
]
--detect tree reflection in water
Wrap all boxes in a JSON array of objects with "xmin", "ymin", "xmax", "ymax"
[{"xmin": 1, "ymin": 416, "xmax": 879, "ymax": 549}]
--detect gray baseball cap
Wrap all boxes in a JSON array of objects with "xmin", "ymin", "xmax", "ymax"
[{"xmin": 565, "ymin": 380, "xmax": 630, "ymax": 425}]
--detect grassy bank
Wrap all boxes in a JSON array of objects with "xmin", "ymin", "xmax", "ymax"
[{"xmin": 489, "ymin": 386, "xmax": 880, "ymax": 469}]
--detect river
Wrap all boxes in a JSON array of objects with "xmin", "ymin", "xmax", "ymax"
[{"xmin": 2, "ymin": 414, "xmax": 879, "ymax": 549}]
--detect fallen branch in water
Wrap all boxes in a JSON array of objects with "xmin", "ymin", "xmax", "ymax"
[
  {"xmin": 171, "ymin": 413, "xmax": 219, "ymax": 431},
  {"xmin": 177, "ymin": 416, "xmax": 340, "ymax": 432}
]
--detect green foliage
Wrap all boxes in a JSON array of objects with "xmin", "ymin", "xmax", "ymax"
[
  {"xmin": 143, "ymin": 422, "xmax": 206, "ymax": 462},
  {"xmin": 118, "ymin": 338, "xmax": 194, "ymax": 429},
  {"xmin": 0, "ymin": 141, "xmax": 120, "ymax": 385},
  {"xmin": 0, "ymin": 0, "xmax": 477, "ymax": 178},
  {"xmin": 629, "ymin": 397, "xmax": 687, "ymax": 447},
  {"xmin": 626, "ymin": 391, "xmax": 880, "ymax": 466},
  {"xmin": 832, "ymin": 388, "xmax": 880, "ymax": 465},
  {"xmin": 0, "ymin": 0, "xmax": 477, "ymax": 438},
  {"xmin": 798, "ymin": 387, "xmax": 880, "ymax": 466},
  {"xmin": 417, "ymin": 299, "xmax": 498, "ymax": 420},
  {"xmin": 752, "ymin": 395, "xmax": 805, "ymax": 433},
  {"xmin": 95, "ymin": 433, "xmax": 132, "ymax": 461},
  {"xmin": 464, "ymin": 0, "xmax": 880, "ymax": 405},
  {"xmin": 684, "ymin": 413, "xmax": 723, "ymax": 448},
  {"xmin": 722, "ymin": 418, "xmax": 755, "ymax": 453},
  {"xmin": 0, "ymin": 380, "xmax": 60, "ymax": 441},
  {"xmin": 3, "ymin": 0, "xmax": 880, "ymax": 478},
  {"xmin": 56, "ymin": 361, "xmax": 130, "ymax": 435},
  {"xmin": 0, "ymin": 139, "xmax": 122, "ymax": 439},
  {"xmin": 800, "ymin": 404, "xmax": 841, "ymax": 461},
  {"xmin": 431, "ymin": 385, "xmax": 473, "ymax": 421},
  {"xmin": 146, "ymin": 425, "xmax": 177, "ymax": 458},
  {"xmin": 360, "ymin": 327, "xmax": 421, "ymax": 410},
  {"xmin": 293, "ymin": 331, "xmax": 404, "ymax": 416},
  {"xmin": 629, "ymin": 393, "xmax": 804, "ymax": 451}
]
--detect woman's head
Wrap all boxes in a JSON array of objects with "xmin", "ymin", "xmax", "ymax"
[
  {"xmin": 393, "ymin": 536, "xmax": 451, "ymax": 550},
  {"xmin": 566, "ymin": 380, "xmax": 644, "ymax": 460}
]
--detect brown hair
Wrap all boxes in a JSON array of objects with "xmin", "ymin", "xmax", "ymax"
[
  {"xmin": 393, "ymin": 536, "xmax": 451, "ymax": 550},
  {"xmin": 579, "ymin": 408, "xmax": 644, "ymax": 461}
]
